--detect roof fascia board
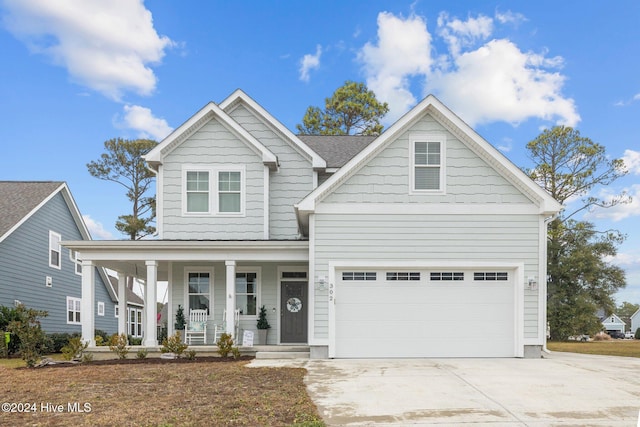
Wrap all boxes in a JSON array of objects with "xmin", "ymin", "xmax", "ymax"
[
  {"xmin": 144, "ymin": 101, "xmax": 278, "ymax": 168},
  {"xmin": 220, "ymin": 89, "xmax": 327, "ymax": 169}
]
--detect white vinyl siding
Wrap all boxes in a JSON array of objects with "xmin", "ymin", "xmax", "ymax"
[{"xmin": 49, "ymin": 231, "xmax": 61, "ymax": 269}]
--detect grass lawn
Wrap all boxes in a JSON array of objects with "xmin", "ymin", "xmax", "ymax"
[
  {"xmin": 0, "ymin": 358, "xmax": 324, "ymax": 426},
  {"xmin": 548, "ymin": 339, "xmax": 640, "ymax": 358}
]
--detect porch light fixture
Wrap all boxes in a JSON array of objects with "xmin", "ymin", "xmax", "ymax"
[
  {"xmin": 527, "ymin": 277, "xmax": 538, "ymax": 291},
  {"xmin": 315, "ymin": 276, "xmax": 327, "ymax": 291}
]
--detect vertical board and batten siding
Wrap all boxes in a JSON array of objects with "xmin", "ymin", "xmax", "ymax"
[
  {"xmin": 227, "ymin": 105, "xmax": 314, "ymax": 239},
  {"xmin": 0, "ymin": 193, "xmax": 117, "ymax": 334},
  {"xmin": 170, "ymin": 261, "xmax": 285, "ymax": 345},
  {"xmin": 312, "ymin": 113, "xmax": 543, "ymax": 341},
  {"xmin": 323, "ymin": 114, "xmax": 532, "ymax": 205},
  {"xmin": 161, "ymin": 117, "xmax": 265, "ymax": 239}
]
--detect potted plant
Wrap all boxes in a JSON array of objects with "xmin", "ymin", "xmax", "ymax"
[
  {"xmin": 256, "ymin": 305, "xmax": 271, "ymax": 345},
  {"xmin": 174, "ymin": 305, "xmax": 186, "ymax": 341}
]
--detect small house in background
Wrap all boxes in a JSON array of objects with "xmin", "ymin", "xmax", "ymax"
[
  {"xmin": 630, "ymin": 309, "xmax": 640, "ymax": 336},
  {"xmin": 109, "ymin": 276, "xmax": 144, "ymax": 338},
  {"xmin": 601, "ymin": 313, "xmax": 626, "ymax": 334},
  {"xmin": 0, "ymin": 181, "xmax": 117, "ymax": 334}
]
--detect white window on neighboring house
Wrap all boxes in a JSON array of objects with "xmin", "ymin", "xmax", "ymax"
[
  {"xmin": 97, "ymin": 301, "xmax": 105, "ymax": 316},
  {"xmin": 129, "ymin": 308, "xmax": 143, "ymax": 338},
  {"xmin": 66, "ymin": 297, "xmax": 81, "ymax": 324},
  {"xmin": 185, "ymin": 170, "xmax": 210, "ymax": 213},
  {"xmin": 49, "ymin": 231, "xmax": 62, "ymax": 269},
  {"xmin": 69, "ymin": 250, "xmax": 82, "ymax": 275},
  {"xmin": 411, "ymin": 135, "xmax": 446, "ymax": 193}
]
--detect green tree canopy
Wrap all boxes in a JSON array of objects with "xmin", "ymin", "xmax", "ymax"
[
  {"xmin": 296, "ymin": 81, "xmax": 389, "ymax": 136},
  {"xmin": 526, "ymin": 126, "xmax": 629, "ymax": 340},
  {"xmin": 87, "ymin": 138, "xmax": 158, "ymax": 240}
]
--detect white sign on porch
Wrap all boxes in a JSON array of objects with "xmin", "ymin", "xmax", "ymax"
[{"xmin": 242, "ymin": 330, "xmax": 254, "ymax": 347}]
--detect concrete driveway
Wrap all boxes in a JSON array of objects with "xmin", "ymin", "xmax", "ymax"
[{"xmin": 250, "ymin": 352, "xmax": 640, "ymax": 426}]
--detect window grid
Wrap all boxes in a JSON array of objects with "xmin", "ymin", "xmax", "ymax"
[
  {"xmin": 49, "ymin": 231, "xmax": 61, "ymax": 269},
  {"xmin": 474, "ymin": 272, "xmax": 509, "ymax": 281},
  {"xmin": 430, "ymin": 272, "xmax": 464, "ymax": 281},
  {"xmin": 414, "ymin": 141, "xmax": 441, "ymax": 190},
  {"xmin": 186, "ymin": 171, "xmax": 209, "ymax": 213},
  {"xmin": 342, "ymin": 272, "xmax": 377, "ymax": 281},
  {"xmin": 188, "ymin": 272, "xmax": 211, "ymax": 314},
  {"xmin": 66, "ymin": 297, "xmax": 81, "ymax": 324},
  {"xmin": 236, "ymin": 272, "xmax": 258, "ymax": 316},
  {"xmin": 218, "ymin": 171, "xmax": 241, "ymax": 213},
  {"xmin": 386, "ymin": 272, "xmax": 421, "ymax": 281}
]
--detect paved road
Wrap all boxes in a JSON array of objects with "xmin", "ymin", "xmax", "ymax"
[{"xmin": 250, "ymin": 352, "xmax": 640, "ymax": 426}]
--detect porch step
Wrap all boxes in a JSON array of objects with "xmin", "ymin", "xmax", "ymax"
[{"xmin": 255, "ymin": 351, "xmax": 310, "ymax": 359}]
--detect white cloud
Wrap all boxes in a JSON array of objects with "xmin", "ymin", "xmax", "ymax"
[
  {"xmin": 358, "ymin": 12, "xmax": 433, "ymax": 123},
  {"xmin": 83, "ymin": 215, "xmax": 115, "ymax": 240},
  {"xmin": 357, "ymin": 11, "xmax": 580, "ymax": 128},
  {"xmin": 588, "ymin": 184, "xmax": 640, "ymax": 221},
  {"xmin": 622, "ymin": 149, "xmax": 640, "ymax": 175},
  {"xmin": 495, "ymin": 10, "xmax": 527, "ymax": 26},
  {"xmin": 2, "ymin": 0, "xmax": 173, "ymax": 100},
  {"xmin": 299, "ymin": 45, "xmax": 322, "ymax": 82},
  {"xmin": 121, "ymin": 105, "xmax": 173, "ymax": 140}
]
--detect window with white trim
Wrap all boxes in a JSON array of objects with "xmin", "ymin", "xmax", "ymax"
[
  {"xmin": 187, "ymin": 271, "xmax": 211, "ymax": 314},
  {"xmin": 430, "ymin": 272, "xmax": 464, "ymax": 281},
  {"xmin": 129, "ymin": 307, "xmax": 143, "ymax": 337},
  {"xmin": 66, "ymin": 297, "xmax": 81, "ymax": 324},
  {"xmin": 342, "ymin": 272, "xmax": 377, "ymax": 281},
  {"xmin": 474, "ymin": 272, "xmax": 509, "ymax": 281},
  {"xmin": 183, "ymin": 166, "xmax": 245, "ymax": 215},
  {"xmin": 49, "ymin": 231, "xmax": 61, "ymax": 269},
  {"xmin": 386, "ymin": 272, "xmax": 421, "ymax": 281},
  {"xmin": 186, "ymin": 170, "xmax": 210, "ymax": 213},
  {"xmin": 411, "ymin": 135, "xmax": 445, "ymax": 192},
  {"xmin": 69, "ymin": 250, "xmax": 82, "ymax": 275},
  {"xmin": 236, "ymin": 271, "xmax": 259, "ymax": 316},
  {"xmin": 97, "ymin": 301, "xmax": 105, "ymax": 316}
]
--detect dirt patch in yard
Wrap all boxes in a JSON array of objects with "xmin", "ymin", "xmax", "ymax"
[{"xmin": 0, "ymin": 358, "xmax": 323, "ymax": 426}]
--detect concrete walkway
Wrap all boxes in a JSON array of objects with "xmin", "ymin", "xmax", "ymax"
[{"xmin": 249, "ymin": 352, "xmax": 640, "ymax": 426}]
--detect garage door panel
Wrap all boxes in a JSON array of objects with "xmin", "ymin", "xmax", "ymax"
[{"xmin": 334, "ymin": 269, "xmax": 516, "ymax": 358}]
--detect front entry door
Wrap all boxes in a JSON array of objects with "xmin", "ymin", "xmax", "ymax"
[{"xmin": 280, "ymin": 280, "xmax": 308, "ymax": 343}]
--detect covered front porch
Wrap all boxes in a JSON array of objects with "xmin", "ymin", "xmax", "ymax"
[{"xmin": 62, "ymin": 240, "xmax": 310, "ymax": 348}]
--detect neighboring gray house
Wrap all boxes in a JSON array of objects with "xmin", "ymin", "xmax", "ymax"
[
  {"xmin": 0, "ymin": 181, "xmax": 117, "ymax": 334},
  {"xmin": 631, "ymin": 309, "xmax": 640, "ymax": 335},
  {"xmin": 109, "ymin": 276, "xmax": 145, "ymax": 339},
  {"xmin": 602, "ymin": 313, "xmax": 626, "ymax": 334},
  {"xmin": 65, "ymin": 90, "xmax": 562, "ymax": 358}
]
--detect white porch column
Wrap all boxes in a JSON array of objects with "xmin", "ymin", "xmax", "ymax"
[
  {"xmin": 143, "ymin": 261, "xmax": 158, "ymax": 347},
  {"xmin": 117, "ymin": 272, "xmax": 127, "ymax": 336},
  {"xmin": 81, "ymin": 260, "xmax": 95, "ymax": 346},
  {"xmin": 225, "ymin": 261, "xmax": 236, "ymax": 336}
]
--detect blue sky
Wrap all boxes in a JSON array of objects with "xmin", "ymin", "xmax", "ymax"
[{"xmin": 1, "ymin": 1, "xmax": 639, "ymax": 305}]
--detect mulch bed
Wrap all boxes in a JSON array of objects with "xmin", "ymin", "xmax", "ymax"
[{"xmin": 29, "ymin": 355, "xmax": 254, "ymax": 369}]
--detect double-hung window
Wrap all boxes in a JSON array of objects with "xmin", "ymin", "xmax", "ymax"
[
  {"xmin": 236, "ymin": 269, "xmax": 259, "ymax": 317},
  {"xmin": 183, "ymin": 166, "xmax": 244, "ymax": 215},
  {"xmin": 49, "ymin": 231, "xmax": 61, "ymax": 269},
  {"xmin": 66, "ymin": 296, "xmax": 81, "ymax": 324},
  {"xmin": 411, "ymin": 134, "xmax": 445, "ymax": 193}
]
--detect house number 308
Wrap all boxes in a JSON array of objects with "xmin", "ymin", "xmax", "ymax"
[{"xmin": 329, "ymin": 283, "xmax": 334, "ymax": 302}]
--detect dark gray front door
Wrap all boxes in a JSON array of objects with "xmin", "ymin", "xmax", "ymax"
[{"xmin": 280, "ymin": 281, "xmax": 308, "ymax": 343}]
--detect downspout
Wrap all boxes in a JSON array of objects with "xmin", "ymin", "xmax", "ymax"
[{"xmin": 542, "ymin": 213, "xmax": 558, "ymax": 354}]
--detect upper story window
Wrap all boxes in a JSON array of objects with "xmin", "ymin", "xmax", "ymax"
[
  {"xmin": 183, "ymin": 166, "xmax": 245, "ymax": 216},
  {"xmin": 70, "ymin": 250, "xmax": 82, "ymax": 275},
  {"xmin": 49, "ymin": 231, "xmax": 61, "ymax": 269},
  {"xmin": 411, "ymin": 134, "xmax": 445, "ymax": 193},
  {"xmin": 186, "ymin": 171, "xmax": 210, "ymax": 213}
]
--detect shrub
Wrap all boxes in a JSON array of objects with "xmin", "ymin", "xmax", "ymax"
[
  {"xmin": 636, "ymin": 328, "xmax": 640, "ymax": 340},
  {"xmin": 128, "ymin": 336, "xmax": 143, "ymax": 346},
  {"xmin": 108, "ymin": 333, "xmax": 130, "ymax": 359},
  {"xmin": 186, "ymin": 349, "xmax": 197, "ymax": 360},
  {"xmin": 94, "ymin": 329, "xmax": 111, "ymax": 345},
  {"xmin": 0, "ymin": 305, "xmax": 22, "ymax": 355},
  {"xmin": 593, "ymin": 332, "xmax": 612, "ymax": 341},
  {"xmin": 6, "ymin": 304, "xmax": 49, "ymax": 368},
  {"xmin": 216, "ymin": 333, "xmax": 235, "ymax": 358},
  {"xmin": 61, "ymin": 336, "xmax": 89, "ymax": 361},
  {"xmin": 47, "ymin": 333, "xmax": 80, "ymax": 353},
  {"xmin": 161, "ymin": 332, "xmax": 188, "ymax": 358},
  {"xmin": 231, "ymin": 347, "xmax": 241, "ymax": 360},
  {"xmin": 136, "ymin": 348, "xmax": 148, "ymax": 359}
]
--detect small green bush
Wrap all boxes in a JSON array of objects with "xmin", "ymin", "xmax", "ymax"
[
  {"xmin": 108, "ymin": 333, "xmax": 130, "ymax": 359},
  {"xmin": 161, "ymin": 332, "xmax": 188, "ymax": 358},
  {"xmin": 7, "ymin": 304, "xmax": 49, "ymax": 368},
  {"xmin": 217, "ymin": 333, "xmax": 238, "ymax": 358},
  {"xmin": 635, "ymin": 328, "xmax": 640, "ymax": 340},
  {"xmin": 136, "ymin": 348, "xmax": 148, "ymax": 359},
  {"xmin": 231, "ymin": 347, "xmax": 241, "ymax": 360},
  {"xmin": 94, "ymin": 329, "xmax": 111, "ymax": 345},
  {"xmin": 128, "ymin": 336, "xmax": 143, "ymax": 346},
  {"xmin": 47, "ymin": 332, "xmax": 80, "ymax": 353},
  {"xmin": 186, "ymin": 349, "xmax": 197, "ymax": 360},
  {"xmin": 61, "ymin": 336, "xmax": 89, "ymax": 361}
]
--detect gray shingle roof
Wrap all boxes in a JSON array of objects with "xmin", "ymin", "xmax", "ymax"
[
  {"xmin": 0, "ymin": 181, "xmax": 64, "ymax": 238},
  {"xmin": 297, "ymin": 135, "xmax": 377, "ymax": 168},
  {"xmin": 109, "ymin": 276, "xmax": 145, "ymax": 306}
]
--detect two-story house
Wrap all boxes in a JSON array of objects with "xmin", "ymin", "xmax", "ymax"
[
  {"xmin": 0, "ymin": 181, "xmax": 117, "ymax": 334},
  {"xmin": 64, "ymin": 90, "xmax": 561, "ymax": 358}
]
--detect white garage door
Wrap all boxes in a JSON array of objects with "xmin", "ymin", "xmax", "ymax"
[{"xmin": 334, "ymin": 269, "xmax": 516, "ymax": 358}]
